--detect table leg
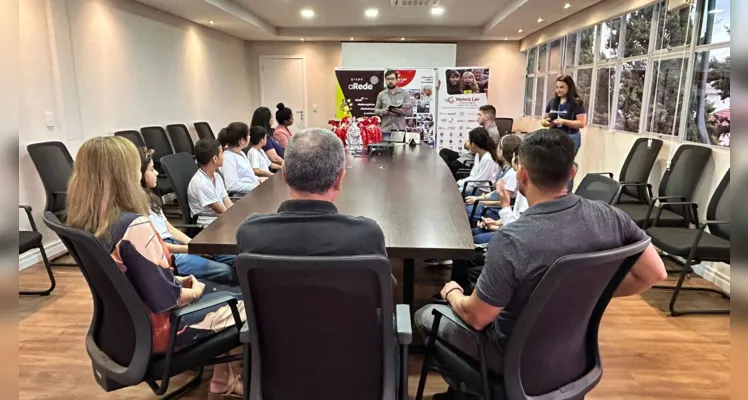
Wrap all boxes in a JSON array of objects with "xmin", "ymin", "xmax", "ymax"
[{"xmin": 403, "ymin": 258, "xmax": 415, "ymax": 306}]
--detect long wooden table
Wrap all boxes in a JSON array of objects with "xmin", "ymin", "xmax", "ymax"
[{"xmin": 189, "ymin": 143, "xmax": 475, "ymax": 305}]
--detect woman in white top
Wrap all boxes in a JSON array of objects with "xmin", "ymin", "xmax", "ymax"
[
  {"xmin": 464, "ymin": 134, "xmax": 523, "ymax": 220},
  {"xmin": 456, "ymin": 127, "xmax": 500, "ymax": 196},
  {"xmin": 247, "ymin": 126, "xmax": 281, "ymax": 178},
  {"xmin": 218, "ymin": 122, "xmax": 261, "ymax": 194}
]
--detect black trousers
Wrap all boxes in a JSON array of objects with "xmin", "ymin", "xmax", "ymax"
[
  {"xmin": 439, "ymin": 149, "xmax": 466, "ymax": 178},
  {"xmin": 450, "ymin": 250, "xmax": 486, "ymax": 292}
]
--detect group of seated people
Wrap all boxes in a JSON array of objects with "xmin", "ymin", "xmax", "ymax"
[{"xmin": 63, "ymin": 107, "xmax": 668, "ymax": 398}]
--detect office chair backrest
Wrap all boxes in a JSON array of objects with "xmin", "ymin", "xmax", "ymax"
[
  {"xmin": 114, "ymin": 130, "xmax": 146, "ymax": 148},
  {"xmin": 27, "ymin": 141, "xmax": 74, "ymax": 218},
  {"xmin": 194, "ymin": 122, "xmax": 215, "ymax": 140},
  {"xmin": 140, "ymin": 126, "xmax": 174, "ymax": 171},
  {"xmin": 495, "ymin": 118, "xmax": 513, "ymax": 136},
  {"xmin": 575, "ymin": 174, "xmax": 622, "ymax": 204},
  {"xmin": 161, "ymin": 153, "xmax": 198, "ymax": 226},
  {"xmin": 707, "ymin": 170, "xmax": 730, "ymax": 240},
  {"xmin": 236, "ymin": 254, "xmax": 397, "ymax": 400},
  {"xmin": 619, "ymin": 138, "xmax": 663, "ymax": 202},
  {"xmin": 659, "ymin": 144, "xmax": 712, "ymax": 219},
  {"xmin": 42, "ymin": 212, "xmax": 151, "ymax": 390},
  {"xmin": 166, "ymin": 124, "xmax": 195, "ymax": 155},
  {"xmin": 504, "ymin": 238, "xmax": 650, "ymax": 399}
]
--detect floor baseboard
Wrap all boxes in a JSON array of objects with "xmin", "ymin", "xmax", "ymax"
[{"xmin": 19, "ymin": 240, "xmax": 68, "ymax": 270}]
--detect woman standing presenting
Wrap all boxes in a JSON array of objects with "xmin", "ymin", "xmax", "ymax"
[{"xmin": 541, "ymin": 75, "xmax": 587, "ymax": 155}]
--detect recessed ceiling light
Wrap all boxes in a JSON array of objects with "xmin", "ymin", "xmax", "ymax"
[
  {"xmin": 537, "ymin": 17, "xmax": 544, "ymax": 23},
  {"xmin": 504, "ymin": 37, "xmax": 508, "ymax": 40},
  {"xmin": 300, "ymin": 38, "xmax": 305, "ymax": 41},
  {"xmin": 208, "ymin": 20, "xmax": 214, "ymax": 25},
  {"xmin": 708, "ymin": 9, "xmax": 724, "ymax": 14},
  {"xmin": 400, "ymin": 37, "xmax": 406, "ymax": 41},
  {"xmin": 365, "ymin": 8, "xmax": 379, "ymax": 18},
  {"xmin": 431, "ymin": 6, "xmax": 445, "ymax": 16},
  {"xmin": 350, "ymin": 37, "xmax": 355, "ymax": 41},
  {"xmin": 300, "ymin": 9, "xmax": 315, "ymax": 19},
  {"xmin": 564, "ymin": 3, "xmax": 571, "ymax": 9},
  {"xmin": 518, "ymin": 28, "xmax": 524, "ymax": 33}
]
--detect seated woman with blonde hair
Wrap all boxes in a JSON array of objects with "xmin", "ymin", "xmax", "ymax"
[{"xmin": 65, "ymin": 136, "xmax": 245, "ymax": 398}]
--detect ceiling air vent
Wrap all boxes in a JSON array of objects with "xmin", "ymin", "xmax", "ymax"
[{"xmin": 390, "ymin": 0, "xmax": 441, "ymax": 6}]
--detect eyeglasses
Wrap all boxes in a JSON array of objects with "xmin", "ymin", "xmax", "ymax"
[{"xmin": 385, "ymin": 77, "xmax": 398, "ymax": 82}]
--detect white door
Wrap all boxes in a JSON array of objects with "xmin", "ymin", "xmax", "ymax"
[{"xmin": 259, "ymin": 56, "xmax": 307, "ymax": 129}]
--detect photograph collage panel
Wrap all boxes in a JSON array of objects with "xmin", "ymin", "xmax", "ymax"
[
  {"xmin": 443, "ymin": 68, "xmax": 490, "ymax": 95},
  {"xmin": 406, "ymin": 86, "xmax": 435, "ymax": 142}
]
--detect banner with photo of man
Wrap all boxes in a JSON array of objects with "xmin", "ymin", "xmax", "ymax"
[
  {"xmin": 334, "ymin": 69, "xmax": 385, "ymax": 119},
  {"xmin": 394, "ymin": 69, "xmax": 436, "ymax": 146},
  {"xmin": 435, "ymin": 67, "xmax": 490, "ymax": 152}
]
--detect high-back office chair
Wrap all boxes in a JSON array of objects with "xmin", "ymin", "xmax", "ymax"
[
  {"xmin": 575, "ymin": 174, "xmax": 623, "ymax": 204},
  {"xmin": 42, "ymin": 212, "xmax": 243, "ymax": 399},
  {"xmin": 114, "ymin": 130, "xmax": 146, "ymax": 148},
  {"xmin": 594, "ymin": 137, "xmax": 663, "ymax": 204},
  {"xmin": 616, "ymin": 144, "xmax": 711, "ymax": 229},
  {"xmin": 166, "ymin": 124, "xmax": 196, "ymax": 155},
  {"xmin": 19, "ymin": 205, "xmax": 56, "ymax": 296},
  {"xmin": 495, "ymin": 118, "xmax": 513, "ymax": 136},
  {"xmin": 236, "ymin": 254, "xmax": 412, "ymax": 400},
  {"xmin": 415, "ymin": 238, "xmax": 650, "ymax": 400},
  {"xmin": 646, "ymin": 170, "xmax": 730, "ymax": 316},
  {"xmin": 26, "ymin": 141, "xmax": 77, "ymax": 267},
  {"xmin": 160, "ymin": 153, "xmax": 206, "ymax": 237},
  {"xmin": 194, "ymin": 122, "xmax": 215, "ymax": 140},
  {"xmin": 140, "ymin": 126, "xmax": 175, "ymax": 197}
]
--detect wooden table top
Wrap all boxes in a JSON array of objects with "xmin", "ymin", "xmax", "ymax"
[{"xmin": 189, "ymin": 143, "xmax": 475, "ymax": 260}]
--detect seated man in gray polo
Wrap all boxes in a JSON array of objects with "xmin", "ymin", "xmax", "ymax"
[{"xmin": 416, "ymin": 129, "xmax": 667, "ymax": 399}]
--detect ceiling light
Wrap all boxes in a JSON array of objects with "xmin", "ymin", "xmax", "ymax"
[
  {"xmin": 400, "ymin": 37, "xmax": 406, "ymax": 41},
  {"xmin": 564, "ymin": 3, "xmax": 571, "ymax": 9},
  {"xmin": 300, "ymin": 38, "xmax": 305, "ymax": 41},
  {"xmin": 350, "ymin": 37, "xmax": 355, "ymax": 41},
  {"xmin": 208, "ymin": 20, "xmax": 214, "ymax": 25},
  {"xmin": 708, "ymin": 9, "xmax": 724, "ymax": 14},
  {"xmin": 431, "ymin": 6, "xmax": 445, "ymax": 16},
  {"xmin": 504, "ymin": 37, "xmax": 508, "ymax": 40},
  {"xmin": 300, "ymin": 9, "xmax": 315, "ymax": 19},
  {"xmin": 537, "ymin": 17, "xmax": 544, "ymax": 23},
  {"xmin": 365, "ymin": 8, "xmax": 379, "ymax": 18},
  {"xmin": 518, "ymin": 28, "xmax": 524, "ymax": 33}
]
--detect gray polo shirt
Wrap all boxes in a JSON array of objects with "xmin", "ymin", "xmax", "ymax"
[
  {"xmin": 374, "ymin": 87, "xmax": 412, "ymax": 132},
  {"xmin": 475, "ymin": 194, "xmax": 648, "ymax": 350}
]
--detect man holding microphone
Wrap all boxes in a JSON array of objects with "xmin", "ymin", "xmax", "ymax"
[{"xmin": 374, "ymin": 70, "xmax": 413, "ymax": 137}]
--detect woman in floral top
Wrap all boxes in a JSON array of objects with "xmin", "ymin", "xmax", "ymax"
[{"xmin": 66, "ymin": 136, "xmax": 245, "ymax": 398}]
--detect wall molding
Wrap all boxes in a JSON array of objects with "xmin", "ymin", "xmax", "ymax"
[{"xmin": 19, "ymin": 240, "xmax": 68, "ymax": 270}]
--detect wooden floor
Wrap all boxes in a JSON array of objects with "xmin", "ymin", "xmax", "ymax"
[{"xmin": 19, "ymin": 257, "xmax": 730, "ymax": 399}]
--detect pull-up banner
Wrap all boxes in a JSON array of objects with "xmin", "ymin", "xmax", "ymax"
[
  {"xmin": 435, "ymin": 67, "xmax": 491, "ymax": 152},
  {"xmin": 394, "ymin": 69, "xmax": 436, "ymax": 146},
  {"xmin": 334, "ymin": 69, "xmax": 385, "ymax": 119}
]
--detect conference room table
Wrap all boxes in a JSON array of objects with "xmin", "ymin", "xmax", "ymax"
[{"xmin": 189, "ymin": 143, "xmax": 475, "ymax": 308}]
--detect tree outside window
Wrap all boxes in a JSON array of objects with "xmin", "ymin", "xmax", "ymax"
[
  {"xmin": 647, "ymin": 58, "xmax": 687, "ymax": 135},
  {"xmin": 579, "ymin": 27, "xmax": 595, "ymax": 65},
  {"xmin": 623, "ymin": 6, "xmax": 653, "ymax": 58},
  {"xmin": 686, "ymin": 49, "xmax": 730, "ymax": 147},
  {"xmin": 593, "ymin": 68, "xmax": 615, "ymax": 126},
  {"xmin": 615, "ymin": 61, "xmax": 646, "ymax": 132}
]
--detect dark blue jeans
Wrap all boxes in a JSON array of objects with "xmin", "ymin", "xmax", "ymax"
[{"xmin": 163, "ymin": 238, "xmax": 237, "ymax": 284}]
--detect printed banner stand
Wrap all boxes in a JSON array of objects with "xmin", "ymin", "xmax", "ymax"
[
  {"xmin": 394, "ymin": 69, "xmax": 436, "ymax": 147},
  {"xmin": 334, "ymin": 69, "xmax": 385, "ymax": 119},
  {"xmin": 435, "ymin": 67, "xmax": 491, "ymax": 153}
]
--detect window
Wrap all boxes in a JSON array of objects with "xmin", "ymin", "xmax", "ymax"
[
  {"xmin": 655, "ymin": 1, "xmax": 695, "ymax": 50},
  {"xmin": 527, "ymin": 48, "xmax": 537, "ymax": 74},
  {"xmin": 576, "ymin": 69, "xmax": 593, "ymax": 108},
  {"xmin": 623, "ymin": 6, "xmax": 653, "ymax": 58},
  {"xmin": 537, "ymin": 44, "xmax": 548, "ymax": 73},
  {"xmin": 647, "ymin": 58, "xmax": 688, "ymax": 135},
  {"xmin": 524, "ymin": 78, "xmax": 534, "ymax": 116},
  {"xmin": 698, "ymin": 0, "xmax": 730, "ymax": 45},
  {"xmin": 686, "ymin": 48, "xmax": 730, "ymax": 147},
  {"xmin": 549, "ymin": 40, "xmax": 562, "ymax": 71},
  {"xmin": 615, "ymin": 61, "xmax": 646, "ymax": 132},
  {"xmin": 546, "ymin": 73, "xmax": 559, "ymax": 108},
  {"xmin": 565, "ymin": 33, "xmax": 577, "ymax": 67},
  {"xmin": 534, "ymin": 76, "xmax": 546, "ymax": 116},
  {"xmin": 599, "ymin": 18, "xmax": 621, "ymax": 61},
  {"xmin": 593, "ymin": 67, "xmax": 615, "ymax": 126},
  {"xmin": 579, "ymin": 27, "xmax": 595, "ymax": 65}
]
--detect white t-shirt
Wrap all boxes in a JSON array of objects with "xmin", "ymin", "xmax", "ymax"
[
  {"xmin": 148, "ymin": 209, "xmax": 173, "ymax": 241},
  {"xmin": 187, "ymin": 169, "xmax": 229, "ymax": 226},
  {"xmin": 247, "ymin": 147, "xmax": 271, "ymax": 173},
  {"xmin": 457, "ymin": 152, "xmax": 500, "ymax": 193},
  {"xmin": 500, "ymin": 167, "xmax": 518, "ymax": 195},
  {"xmin": 221, "ymin": 149, "xmax": 259, "ymax": 193}
]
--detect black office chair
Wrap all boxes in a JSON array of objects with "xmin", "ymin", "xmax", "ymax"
[
  {"xmin": 415, "ymin": 238, "xmax": 650, "ymax": 400},
  {"xmin": 114, "ymin": 130, "xmax": 146, "ymax": 148},
  {"xmin": 141, "ymin": 126, "xmax": 175, "ymax": 197},
  {"xmin": 575, "ymin": 173, "xmax": 623, "ymax": 204},
  {"xmin": 160, "ymin": 153, "xmax": 212, "ymax": 237},
  {"xmin": 42, "ymin": 212, "xmax": 243, "ymax": 399},
  {"xmin": 26, "ymin": 141, "xmax": 76, "ymax": 267},
  {"xmin": 194, "ymin": 122, "xmax": 215, "ymax": 140},
  {"xmin": 166, "ymin": 124, "xmax": 196, "ymax": 155},
  {"xmin": 19, "ymin": 205, "xmax": 56, "ymax": 296},
  {"xmin": 616, "ymin": 144, "xmax": 711, "ymax": 229},
  {"xmin": 592, "ymin": 137, "xmax": 663, "ymax": 204},
  {"xmin": 646, "ymin": 170, "xmax": 730, "ymax": 316},
  {"xmin": 495, "ymin": 118, "xmax": 513, "ymax": 136},
  {"xmin": 236, "ymin": 254, "xmax": 412, "ymax": 400}
]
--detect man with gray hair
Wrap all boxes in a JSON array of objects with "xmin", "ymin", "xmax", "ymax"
[{"xmin": 236, "ymin": 128, "xmax": 387, "ymax": 258}]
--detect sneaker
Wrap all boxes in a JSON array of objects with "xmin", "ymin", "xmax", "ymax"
[{"xmin": 439, "ymin": 259, "xmax": 453, "ymax": 266}]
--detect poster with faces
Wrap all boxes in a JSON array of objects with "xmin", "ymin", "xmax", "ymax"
[
  {"xmin": 394, "ymin": 69, "xmax": 437, "ymax": 147},
  {"xmin": 435, "ymin": 67, "xmax": 490, "ymax": 153}
]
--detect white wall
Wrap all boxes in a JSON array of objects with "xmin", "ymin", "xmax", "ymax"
[{"xmin": 19, "ymin": 0, "xmax": 252, "ymax": 264}]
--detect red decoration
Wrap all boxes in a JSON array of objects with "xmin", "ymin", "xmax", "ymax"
[{"xmin": 329, "ymin": 116, "xmax": 381, "ymax": 147}]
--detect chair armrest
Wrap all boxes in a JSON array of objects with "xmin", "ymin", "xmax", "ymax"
[
  {"xmin": 649, "ymin": 199, "xmax": 697, "ymax": 228},
  {"xmin": 170, "ymin": 223, "xmax": 203, "ymax": 230},
  {"xmin": 431, "ymin": 307, "xmax": 484, "ymax": 342},
  {"xmin": 589, "ymin": 172, "xmax": 615, "ymax": 179},
  {"xmin": 240, "ymin": 321, "xmax": 249, "ymax": 344},
  {"xmin": 19, "ymin": 205, "xmax": 39, "ymax": 232},
  {"xmin": 395, "ymin": 304, "xmax": 412, "ymax": 345},
  {"xmin": 172, "ymin": 292, "xmax": 239, "ymax": 319},
  {"xmin": 653, "ymin": 196, "xmax": 688, "ymax": 203}
]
